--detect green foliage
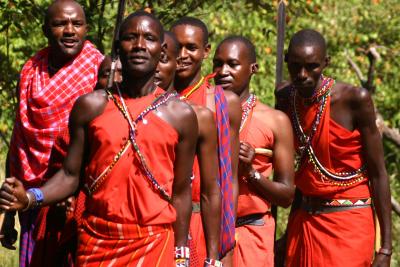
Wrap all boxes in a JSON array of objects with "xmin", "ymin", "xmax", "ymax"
[{"xmin": 0, "ymin": 0, "xmax": 399, "ymax": 265}]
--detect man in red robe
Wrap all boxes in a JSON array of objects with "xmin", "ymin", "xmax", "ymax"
[
  {"xmin": 0, "ymin": 1, "xmax": 103, "ymax": 266},
  {"xmin": 155, "ymin": 30, "xmax": 222, "ymax": 267},
  {"xmin": 171, "ymin": 17, "xmax": 242, "ymax": 266},
  {"xmin": 0, "ymin": 11, "xmax": 198, "ymax": 266},
  {"xmin": 213, "ymin": 36, "xmax": 295, "ymax": 267},
  {"xmin": 276, "ymin": 29, "xmax": 392, "ymax": 267}
]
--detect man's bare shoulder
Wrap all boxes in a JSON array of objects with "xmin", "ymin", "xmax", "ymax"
[
  {"xmin": 255, "ymin": 101, "xmax": 291, "ymax": 131},
  {"xmin": 223, "ymin": 89, "xmax": 241, "ymax": 106},
  {"xmin": 333, "ymin": 82, "xmax": 372, "ymax": 109},
  {"xmin": 72, "ymin": 90, "xmax": 108, "ymax": 123},
  {"xmin": 275, "ymin": 81, "xmax": 292, "ymax": 100},
  {"xmin": 191, "ymin": 104, "xmax": 214, "ymax": 124},
  {"xmin": 164, "ymin": 97, "xmax": 197, "ymax": 122}
]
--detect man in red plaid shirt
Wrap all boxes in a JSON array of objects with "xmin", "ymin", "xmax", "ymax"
[{"xmin": 1, "ymin": 1, "xmax": 103, "ymax": 266}]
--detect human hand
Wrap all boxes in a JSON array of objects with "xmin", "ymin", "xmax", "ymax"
[
  {"xmin": 238, "ymin": 141, "xmax": 255, "ymax": 177},
  {"xmin": 56, "ymin": 196, "xmax": 76, "ymax": 217},
  {"xmin": 0, "ymin": 177, "xmax": 29, "ymax": 211}
]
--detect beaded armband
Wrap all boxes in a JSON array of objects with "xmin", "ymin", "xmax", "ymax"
[
  {"xmin": 204, "ymin": 258, "xmax": 223, "ymax": 267},
  {"xmin": 26, "ymin": 188, "xmax": 44, "ymax": 209},
  {"xmin": 175, "ymin": 246, "xmax": 190, "ymax": 267}
]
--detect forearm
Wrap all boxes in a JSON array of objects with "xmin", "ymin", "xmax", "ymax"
[
  {"xmin": 39, "ymin": 168, "xmax": 79, "ymax": 206},
  {"xmin": 201, "ymin": 190, "xmax": 221, "ymax": 259},
  {"xmin": 172, "ymin": 189, "xmax": 192, "ymax": 247},
  {"xmin": 371, "ymin": 175, "xmax": 392, "ymax": 249},
  {"xmin": 249, "ymin": 175, "xmax": 294, "ymax": 208}
]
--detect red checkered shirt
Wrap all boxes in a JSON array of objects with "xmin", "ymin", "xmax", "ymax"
[{"xmin": 9, "ymin": 41, "xmax": 104, "ymax": 187}]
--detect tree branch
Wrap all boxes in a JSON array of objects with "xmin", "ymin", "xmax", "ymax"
[
  {"xmin": 392, "ymin": 196, "xmax": 400, "ymax": 217},
  {"xmin": 345, "ymin": 50, "xmax": 365, "ymax": 82}
]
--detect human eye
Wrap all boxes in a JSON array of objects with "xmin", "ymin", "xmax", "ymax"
[
  {"xmin": 145, "ymin": 33, "xmax": 157, "ymax": 41},
  {"xmin": 306, "ymin": 63, "xmax": 320, "ymax": 70},
  {"xmin": 229, "ymin": 60, "xmax": 240, "ymax": 67},
  {"xmin": 187, "ymin": 44, "xmax": 197, "ymax": 51}
]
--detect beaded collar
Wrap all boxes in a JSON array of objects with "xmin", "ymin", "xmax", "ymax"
[
  {"xmin": 290, "ymin": 76, "xmax": 366, "ymax": 185},
  {"xmin": 240, "ymin": 93, "xmax": 257, "ymax": 132}
]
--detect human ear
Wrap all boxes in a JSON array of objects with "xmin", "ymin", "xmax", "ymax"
[
  {"xmin": 160, "ymin": 42, "xmax": 168, "ymax": 63},
  {"xmin": 324, "ymin": 56, "xmax": 331, "ymax": 68},
  {"xmin": 251, "ymin": 63, "xmax": 259, "ymax": 74},
  {"xmin": 203, "ymin": 43, "xmax": 211, "ymax": 59}
]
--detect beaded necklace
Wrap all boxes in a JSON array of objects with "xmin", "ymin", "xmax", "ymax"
[
  {"xmin": 240, "ymin": 93, "xmax": 257, "ymax": 132},
  {"xmin": 107, "ymin": 86, "xmax": 177, "ymax": 202},
  {"xmin": 291, "ymin": 76, "xmax": 366, "ymax": 185},
  {"xmin": 180, "ymin": 76, "xmax": 205, "ymax": 99}
]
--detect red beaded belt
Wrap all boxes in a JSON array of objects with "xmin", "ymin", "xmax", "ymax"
[{"xmin": 301, "ymin": 196, "xmax": 372, "ymax": 214}]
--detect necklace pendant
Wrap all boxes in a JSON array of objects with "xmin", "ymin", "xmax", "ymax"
[{"xmin": 143, "ymin": 118, "xmax": 148, "ymax": 125}]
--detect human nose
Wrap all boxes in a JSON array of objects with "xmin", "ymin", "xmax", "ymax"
[
  {"xmin": 298, "ymin": 67, "xmax": 307, "ymax": 80},
  {"xmin": 220, "ymin": 64, "xmax": 230, "ymax": 75},
  {"xmin": 133, "ymin": 35, "xmax": 146, "ymax": 50},
  {"xmin": 179, "ymin": 47, "xmax": 188, "ymax": 60},
  {"xmin": 63, "ymin": 21, "xmax": 75, "ymax": 35}
]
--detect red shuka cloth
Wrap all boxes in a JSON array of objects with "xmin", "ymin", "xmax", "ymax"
[
  {"xmin": 234, "ymin": 100, "xmax": 275, "ymax": 267},
  {"xmin": 179, "ymin": 77, "xmax": 213, "ymax": 266},
  {"xmin": 77, "ymin": 92, "xmax": 177, "ymax": 265},
  {"xmin": 284, "ymin": 94, "xmax": 374, "ymax": 267},
  {"xmin": 9, "ymin": 41, "xmax": 103, "ymax": 187}
]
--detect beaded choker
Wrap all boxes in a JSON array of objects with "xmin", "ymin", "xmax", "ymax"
[
  {"xmin": 290, "ymin": 76, "xmax": 365, "ymax": 186},
  {"xmin": 302, "ymin": 75, "xmax": 333, "ymax": 105},
  {"xmin": 240, "ymin": 94, "xmax": 257, "ymax": 132},
  {"xmin": 99, "ymin": 86, "xmax": 177, "ymax": 201},
  {"xmin": 180, "ymin": 76, "xmax": 205, "ymax": 99}
]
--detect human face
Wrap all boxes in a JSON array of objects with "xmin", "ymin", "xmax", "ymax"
[
  {"xmin": 44, "ymin": 1, "xmax": 87, "ymax": 63},
  {"xmin": 155, "ymin": 34, "xmax": 177, "ymax": 90},
  {"xmin": 172, "ymin": 24, "xmax": 210, "ymax": 81},
  {"xmin": 286, "ymin": 44, "xmax": 327, "ymax": 97},
  {"xmin": 119, "ymin": 16, "xmax": 162, "ymax": 78},
  {"xmin": 213, "ymin": 41, "xmax": 256, "ymax": 97},
  {"xmin": 95, "ymin": 57, "xmax": 123, "ymax": 90}
]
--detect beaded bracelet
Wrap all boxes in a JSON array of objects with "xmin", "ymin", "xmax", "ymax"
[
  {"xmin": 204, "ymin": 258, "xmax": 223, "ymax": 267},
  {"xmin": 27, "ymin": 188, "xmax": 44, "ymax": 209},
  {"xmin": 175, "ymin": 246, "xmax": 190, "ymax": 267}
]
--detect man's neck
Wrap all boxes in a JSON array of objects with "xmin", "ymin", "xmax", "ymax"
[
  {"xmin": 174, "ymin": 71, "xmax": 202, "ymax": 93},
  {"xmin": 239, "ymin": 88, "xmax": 251, "ymax": 103},
  {"xmin": 121, "ymin": 72, "xmax": 156, "ymax": 98}
]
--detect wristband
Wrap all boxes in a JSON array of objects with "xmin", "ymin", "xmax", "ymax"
[
  {"xmin": 22, "ymin": 191, "xmax": 33, "ymax": 212},
  {"xmin": 377, "ymin": 248, "xmax": 392, "ymax": 256},
  {"xmin": 204, "ymin": 258, "xmax": 223, "ymax": 267},
  {"xmin": 27, "ymin": 188, "xmax": 44, "ymax": 209},
  {"xmin": 175, "ymin": 246, "xmax": 190, "ymax": 267}
]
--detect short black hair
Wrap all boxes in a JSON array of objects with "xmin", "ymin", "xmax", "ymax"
[
  {"xmin": 288, "ymin": 29, "xmax": 327, "ymax": 56},
  {"xmin": 119, "ymin": 10, "xmax": 164, "ymax": 42},
  {"xmin": 164, "ymin": 31, "xmax": 179, "ymax": 57},
  {"xmin": 170, "ymin": 16, "xmax": 209, "ymax": 45},
  {"xmin": 217, "ymin": 35, "xmax": 257, "ymax": 63}
]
